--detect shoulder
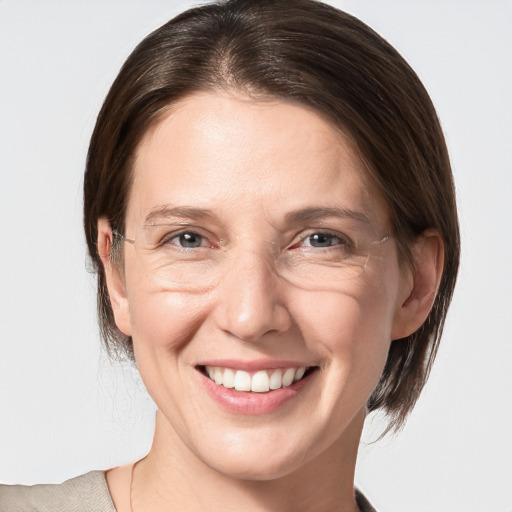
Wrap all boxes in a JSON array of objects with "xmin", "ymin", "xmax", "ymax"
[{"xmin": 0, "ymin": 470, "xmax": 116, "ymax": 512}]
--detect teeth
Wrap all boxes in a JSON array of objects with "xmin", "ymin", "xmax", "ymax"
[
  {"xmin": 205, "ymin": 366, "xmax": 308, "ymax": 392},
  {"xmin": 223, "ymin": 368, "xmax": 235, "ymax": 389},
  {"xmin": 282, "ymin": 368, "xmax": 295, "ymax": 387},
  {"xmin": 251, "ymin": 371, "xmax": 270, "ymax": 393},
  {"xmin": 269, "ymin": 369, "xmax": 282, "ymax": 390},
  {"xmin": 234, "ymin": 370, "xmax": 251, "ymax": 391},
  {"xmin": 214, "ymin": 367, "xmax": 223, "ymax": 385},
  {"xmin": 294, "ymin": 366, "xmax": 306, "ymax": 381}
]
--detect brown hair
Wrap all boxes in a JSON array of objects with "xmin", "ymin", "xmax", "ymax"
[{"xmin": 84, "ymin": 0, "xmax": 460, "ymax": 432}]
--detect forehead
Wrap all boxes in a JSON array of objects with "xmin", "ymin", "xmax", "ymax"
[{"xmin": 128, "ymin": 91, "xmax": 389, "ymax": 228}]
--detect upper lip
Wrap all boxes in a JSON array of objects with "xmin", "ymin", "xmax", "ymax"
[{"xmin": 196, "ymin": 359, "xmax": 315, "ymax": 372}]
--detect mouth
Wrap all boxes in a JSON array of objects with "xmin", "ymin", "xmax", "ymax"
[{"xmin": 198, "ymin": 365, "xmax": 317, "ymax": 393}]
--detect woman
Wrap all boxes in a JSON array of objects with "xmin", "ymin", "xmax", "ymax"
[{"xmin": 0, "ymin": 0, "xmax": 459, "ymax": 510}]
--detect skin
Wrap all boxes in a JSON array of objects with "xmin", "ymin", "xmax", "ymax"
[{"xmin": 99, "ymin": 92, "xmax": 443, "ymax": 512}]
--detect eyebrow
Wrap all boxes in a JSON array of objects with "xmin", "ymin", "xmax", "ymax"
[
  {"xmin": 144, "ymin": 204, "xmax": 372, "ymax": 227},
  {"xmin": 144, "ymin": 205, "xmax": 217, "ymax": 225},
  {"xmin": 285, "ymin": 206, "xmax": 372, "ymax": 226}
]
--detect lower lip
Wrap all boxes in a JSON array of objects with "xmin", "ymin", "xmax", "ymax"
[{"xmin": 198, "ymin": 370, "xmax": 315, "ymax": 414}]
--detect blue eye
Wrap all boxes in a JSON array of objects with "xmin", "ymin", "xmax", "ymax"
[
  {"xmin": 170, "ymin": 232, "xmax": 205, "ymax": 248},
  {"xmin": 302, "ymin": 233, "xmax": 348, "ymax": 248}
]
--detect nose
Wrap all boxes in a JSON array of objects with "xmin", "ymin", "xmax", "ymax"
[{"xmin": 213, "ymin": 250, "xmax": 292, "ymax": 342}]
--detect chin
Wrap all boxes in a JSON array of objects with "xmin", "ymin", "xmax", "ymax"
[
  {"xmin": 186, "ymin": 420, "xmax": 337, "ymax": 483},
  {"xmin": 204, "ymin": 446, "xmax": 310, "ymax": 482}
]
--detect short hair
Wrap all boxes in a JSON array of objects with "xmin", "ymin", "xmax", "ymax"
[{"xmin": 83, "ymin": 0, "xmax": 460, "ymax": 432}]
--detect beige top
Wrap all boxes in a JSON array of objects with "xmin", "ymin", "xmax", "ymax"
[
  {"xmin": 0, "ymin": 471, "xmax": 376, "ymax": 511},
  {"xmin": 0, "ymin": 471, "xmax": 116, "ymax": 512}
]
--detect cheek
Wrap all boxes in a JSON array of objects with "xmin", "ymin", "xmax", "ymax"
[
  {"xmin": 126, "ymin": 287, "xmax": 213, "ymax": 414},
  {"xmin": 127, "ymin": 283, "xmax": 211, "ymax": 354},
  {"xmin": 299, "ymin": 287, "xmax": 394, "ymax": 349},
  {"xmin": 295, "ymin": 275, "xmax": 400, "ymax": 384}
]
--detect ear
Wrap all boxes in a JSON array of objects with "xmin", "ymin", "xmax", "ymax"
[
  {"xmin": 97, "ymin": 217, "xmax": 132, "ymax": 336},
  {"xmin": 391, "ymin": 229, "xmax": 444, "ymax": 340}
]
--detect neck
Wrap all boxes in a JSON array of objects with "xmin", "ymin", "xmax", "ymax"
[{"xmin": 130, "ymin": 409, "xmax": 363, "ymax": 512}]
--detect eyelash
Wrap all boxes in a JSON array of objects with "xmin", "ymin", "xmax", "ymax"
[
  {"xmin": 291, "ymin": 231, "xmax": 352, "ymax": 250},
  {"xmin": 160, "ymin": 229, "xmax": 352, "ymax": 251},
  {"xmin": 162, "ymin": 230, "xmax": 212, "ymax": 249}
]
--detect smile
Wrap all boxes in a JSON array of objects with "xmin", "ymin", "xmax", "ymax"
[
  {"xmin": 196, "ymin": 363, "xmax": 318, "ymax": 414},
  {"xmin": 204, "ymin": 366, "xmax": 310, "ymax": 392}
]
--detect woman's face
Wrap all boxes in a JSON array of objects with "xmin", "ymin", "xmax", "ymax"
[{"xmin": 110, "ymin": 92, "xmax": 411, "ymax": 479}]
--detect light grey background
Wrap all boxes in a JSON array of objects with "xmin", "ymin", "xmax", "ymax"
[{"xmin": 1, "ymin": 1, "xmax": 511, "ymax": 511}]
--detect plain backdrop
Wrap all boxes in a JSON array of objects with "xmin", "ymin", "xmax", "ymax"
[{"xmin": 1, "ymin": 1, "xmax": 511, "ymax": 511}]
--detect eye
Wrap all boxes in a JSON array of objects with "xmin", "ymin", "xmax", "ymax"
[
  {"xmin": 299, "ymin": 232, "xmax": 349, "ymax": 248},
  {"xmin": 168, "ymin": 231, "xmax": 208, "ymax": 249}
]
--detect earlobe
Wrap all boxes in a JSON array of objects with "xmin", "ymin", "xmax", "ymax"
[
  {"xmin": 97, "ymin": 217, "xmax": 132, "ymax": 336},
  {"xmin": 391, "ymin": 230, "xmax": 444, "ymax": 340}
]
